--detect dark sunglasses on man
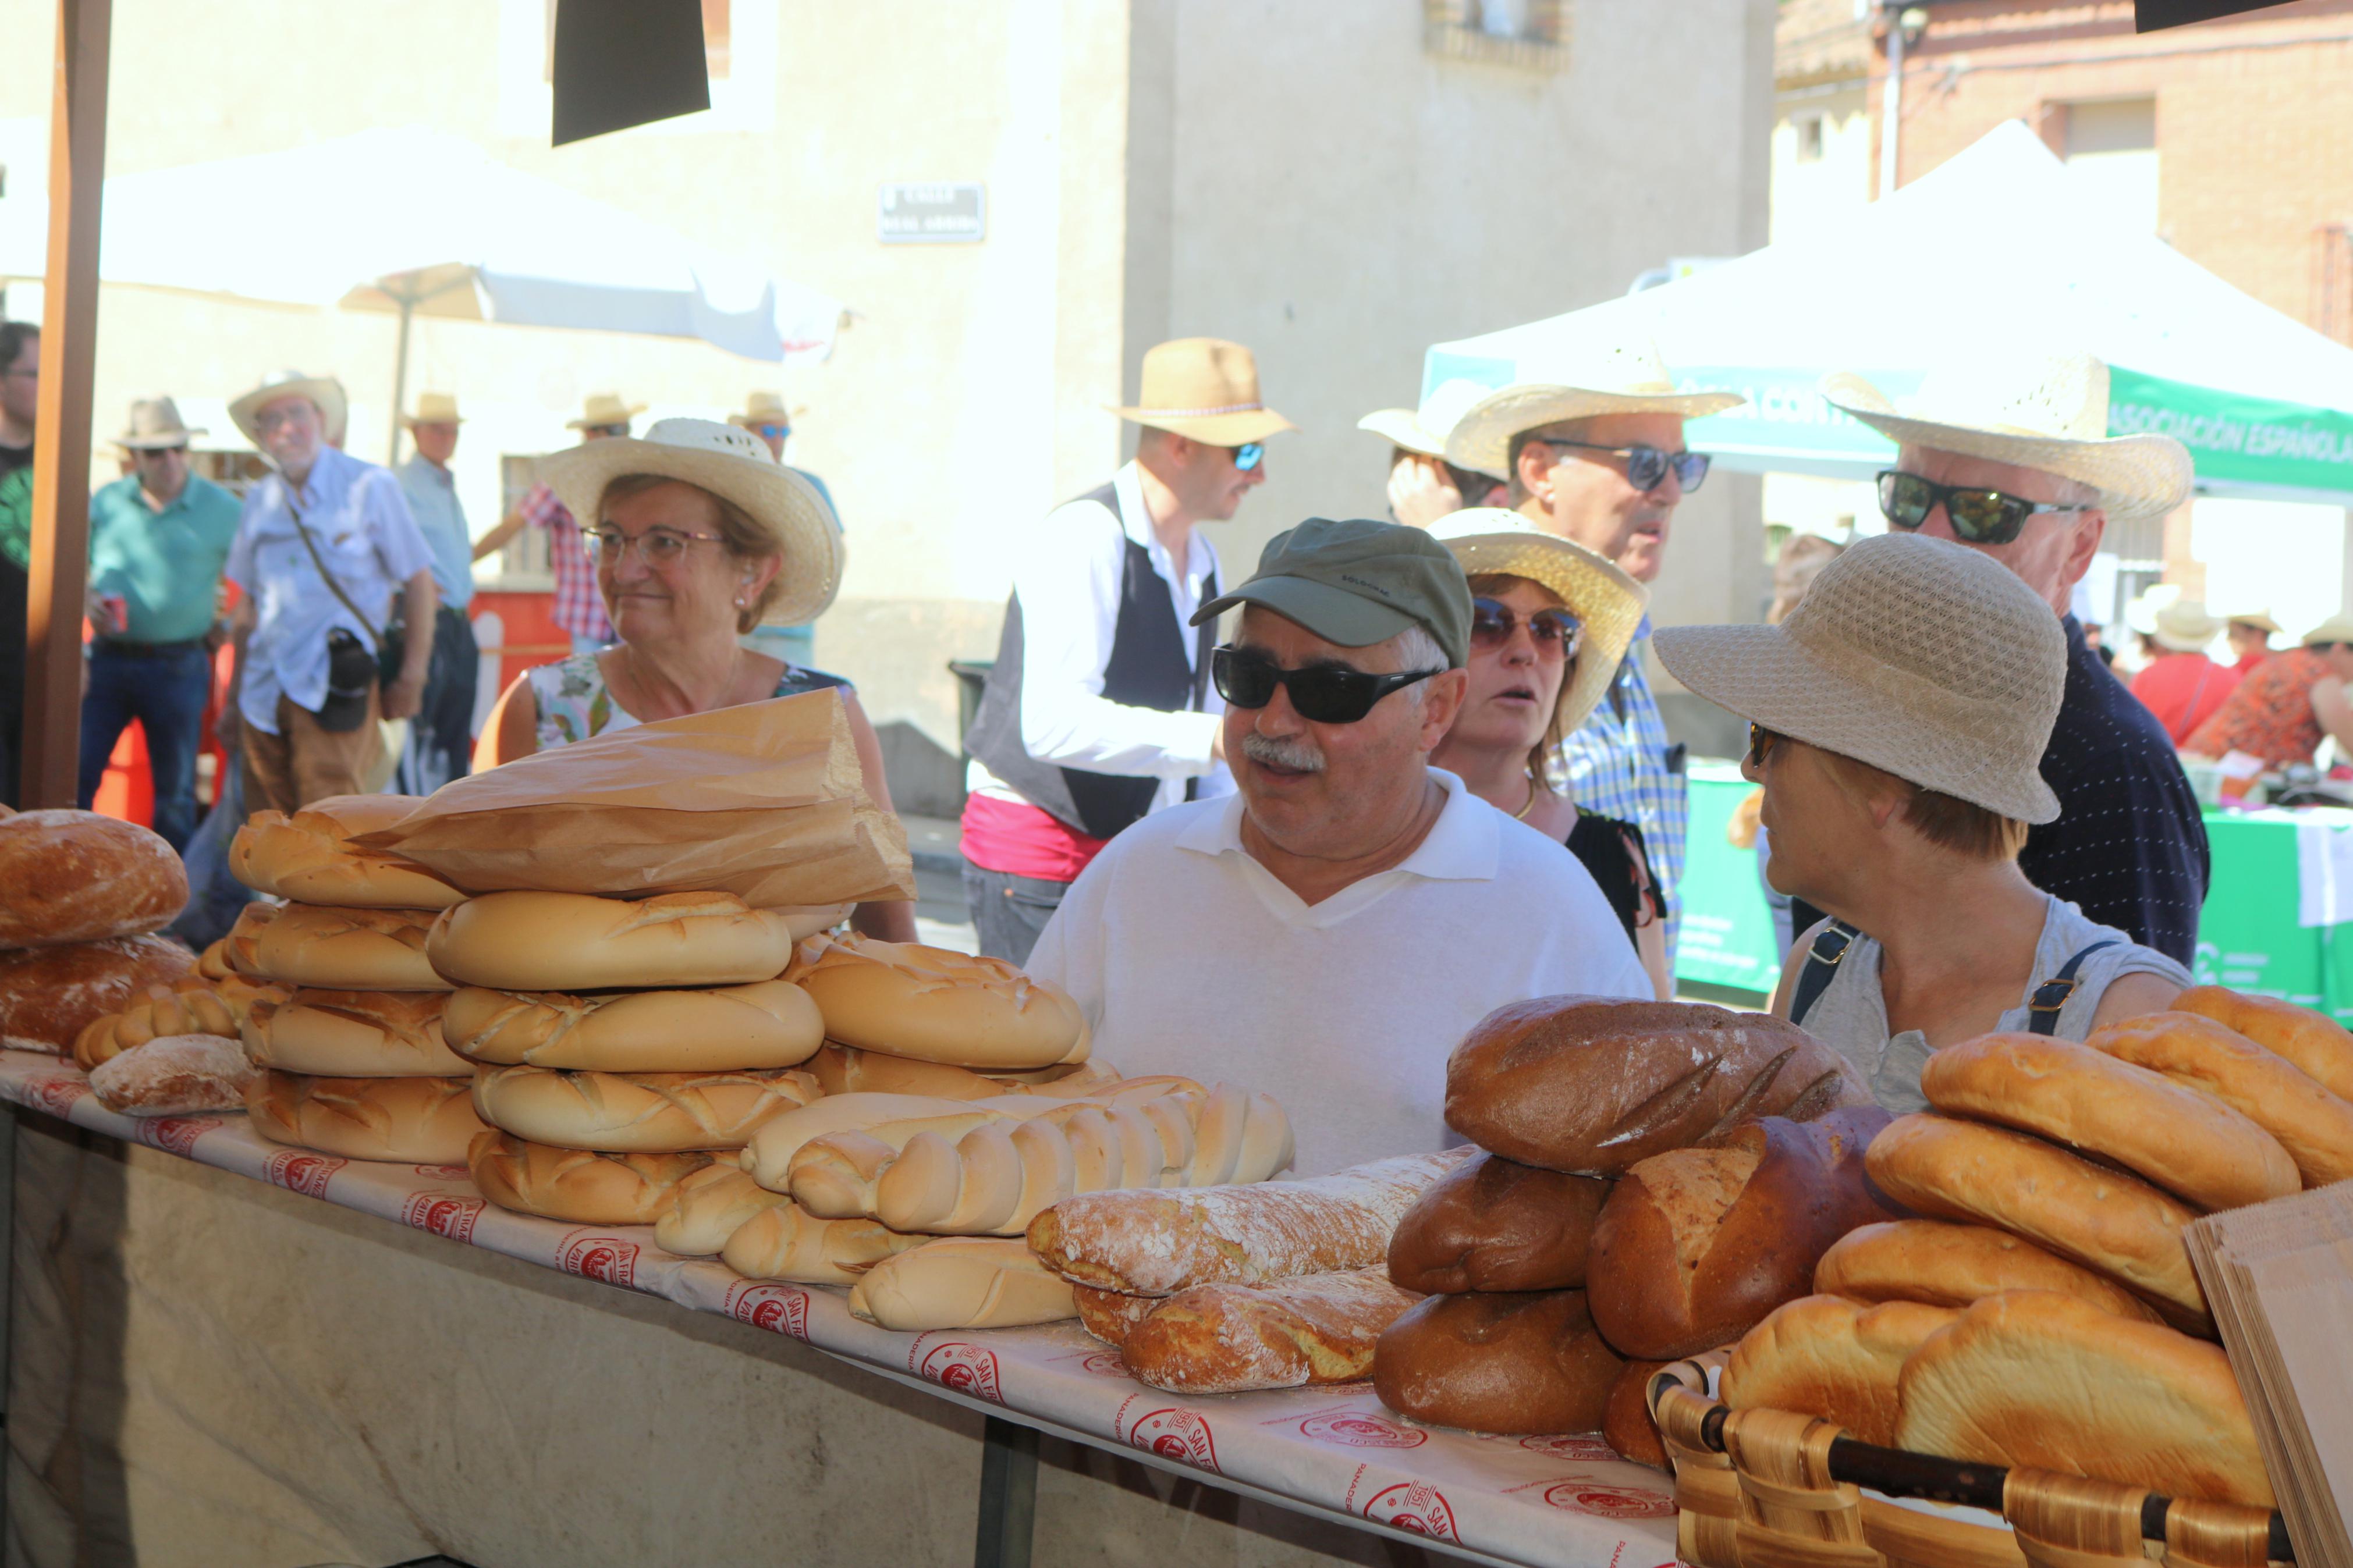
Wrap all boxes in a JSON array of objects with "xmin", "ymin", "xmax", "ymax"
[
  {"xmin": 1531, "ymin": 437, "xmax": 1709, "ymax": 493},
  {"xmin": 1470, "ymin": 597, "xmax": 1581, "ymax": 658},
  {"xmin": 1877, "ymin": 470, "xmax": 2092, "ymax": 546},
  {"xmin": 1211, "ymin": 645, "xmax": 1436, "ymax": 724}
]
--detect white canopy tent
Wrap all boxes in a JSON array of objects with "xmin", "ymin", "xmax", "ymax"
[{"xmin": 1423, "ymin": 121, "xmax": 2353, "ymax": 505}]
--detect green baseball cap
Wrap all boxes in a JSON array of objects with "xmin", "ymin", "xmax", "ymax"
[{"xmin": 1190, "ymin": 517, "xmax": 1472, "ymax": 668}]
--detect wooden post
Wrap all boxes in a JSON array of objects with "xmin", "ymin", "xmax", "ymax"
[{"xmin": 21, "ymin": 0, "xmax": 111, "ymax": 808}]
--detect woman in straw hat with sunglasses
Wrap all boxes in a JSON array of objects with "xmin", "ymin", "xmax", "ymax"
[
  {"xmin": 487, "ymin": 417, "xmax": 916, "ymax": 941},
  {"xmin": 1422, "ymin": 509, "xmax": 1670, "ymax": 998},
  {"xmin": 1653, "ymin": 532, "xmax": 2188, "ymax": 1114}
]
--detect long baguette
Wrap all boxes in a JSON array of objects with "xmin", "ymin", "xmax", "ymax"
[{"xmin": 1028, "ymin": 1147, "xmax": 1472, "ymax": 1295}]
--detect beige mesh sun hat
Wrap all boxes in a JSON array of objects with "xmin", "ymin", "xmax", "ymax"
[
  {"xmin": 1443, "ymin": 330, "xmax": 1745, "ymax": 476},
  {"xmin": 1653, "ymin": 533, "xmax": 2067, "ymax": 824},
  {"xmin": 1820, "ymin": 348, "xmax": 2193, "ymax": 524},
  {"xmin": 1358, "ymin": 379, "xmax": 1506, "ymax": 474},
  {"xmin": 1424, "ymin": 508, "xmax": 1647, "ymax": 735}
]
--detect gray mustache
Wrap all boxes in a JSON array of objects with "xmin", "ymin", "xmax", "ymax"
[{"xmin": 1241, "ymin": 733, "xmax": 1326, "ymax": 773}]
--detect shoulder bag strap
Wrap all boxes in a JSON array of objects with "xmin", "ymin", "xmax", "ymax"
[
  {"xmin": 2025, "ymin": 940, "xmax": 2123, "ymax": 1035},
  {"xmin": 283, "ymin": 488, "xmax": 382, "ymax": 643},
  {"xmin": 1789, "ymin": 919, "xmax": 1861, "ymax": 1027}
]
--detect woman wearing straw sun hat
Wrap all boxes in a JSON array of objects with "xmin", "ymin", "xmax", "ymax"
[
  {"xmin": 2126, "ymin": 598, "xmax": 2240, "ymax": 746},
  {"xmin": 1653, "ymin": 532, "xmax": 2188, "ymax": 1114},
  {"xmin": 485, "ymin": 417, "xmax": 915, "ymax": 941},
  {"xmin": 1422, "ymin": 509, "xmax": 1671, "ymax": 998}
]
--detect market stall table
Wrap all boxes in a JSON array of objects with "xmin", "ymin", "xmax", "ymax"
[{"xmin": 0, "ymin": 1049, "xmax": 1678, "ymax": 1568}]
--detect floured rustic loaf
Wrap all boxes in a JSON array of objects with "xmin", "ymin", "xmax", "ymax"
[{"xmin": 1119, "ymin": 1268, "xmax": 1421, "ymax": 1394}]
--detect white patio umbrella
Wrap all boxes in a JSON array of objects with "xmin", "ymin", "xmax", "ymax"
[{"xmin": 0, "ymin": 126, "xmax": 844, "ymax": 458}]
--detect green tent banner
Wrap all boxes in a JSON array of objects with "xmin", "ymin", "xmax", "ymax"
[{"xmin": 2109, "ymin": 366, "xmax": 2353, "ymax": 496}]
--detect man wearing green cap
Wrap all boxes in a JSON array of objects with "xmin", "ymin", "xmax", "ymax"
[{"xmin": 1025, "ymin": 518, "xmax": 1651, "ymax": 1175}]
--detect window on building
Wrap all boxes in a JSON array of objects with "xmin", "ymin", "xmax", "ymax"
[
  {"xmin": 2060, "ymin": 97, "xmax": 2158, "ymax": 234},
  {"xmin": 545, "ymin": 0, "xmax": 730, "ymax": 81},
  {"xmin": 1795, "ymin": 115, "xmax": 1825, "ymax": 165},
  {"xmin": 1424, "ymin": 0, "xmax": 1571, "ymax": 69}
]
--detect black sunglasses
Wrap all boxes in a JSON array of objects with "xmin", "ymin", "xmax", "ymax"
[
  {"xmin": 1746, "ymin": 722, "xmax": 1780, "ymax": 768},
  {"xmin": 1212, "ymin": 645, "xmax": 1438, "ymax": 724},
  {"xmin": 1878, "ymin": 470, "xmax": 2091, "ymax": 546},
  {"xmin": 1532, "ymin": 438, "xmax": 1709, "ymax": 493},
  {"xmin": 1470, "ymin": 598, "xmax": 1581, "ymax": 656}
]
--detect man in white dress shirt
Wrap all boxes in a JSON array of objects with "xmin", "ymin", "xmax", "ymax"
[
  {"xmin": 1027, "ymin": 519, "xmax": 1651, "ymax": 1174},
  {"xmin": 960, "ymin": 337, "xmax": 1295, "ymax": 963}
]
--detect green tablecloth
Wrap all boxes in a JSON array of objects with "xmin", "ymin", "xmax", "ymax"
[{"xmin": 1676, "ymin": 765, "xmax": 2353, "ymax": 1023}]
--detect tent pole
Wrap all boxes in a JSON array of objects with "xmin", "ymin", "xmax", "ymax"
[
  {"xmin": 386, "ymin": 291, "xmax": 414, "ymax": 468},
  {"xmin": 20, "ymin": 0, "xmax": 111, "ymax": 809},
  {"xmin": 1878, "ymin": 3, "xmax": 1905, "ymax": 200}
]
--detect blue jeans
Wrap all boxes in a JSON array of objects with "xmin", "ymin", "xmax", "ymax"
[
  {"xmin": 961, "ymin": 862, "xmax": 1069, "ymax": 968},
  {"xmin": 77, "ymin": 642, "xmax": 214, "ymax": 852}
]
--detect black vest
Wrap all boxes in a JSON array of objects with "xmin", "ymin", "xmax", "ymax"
[{"xmin": 964, "ymin": 481, "xmax": 1216, "ymax": 841}]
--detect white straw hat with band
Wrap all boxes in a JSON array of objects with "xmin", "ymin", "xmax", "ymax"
[
  {"xmin": 118, "ymin": 396, "xmax": 205, "ymax": 450},
  {"xmin": 2227, "ymin": 609, "xmax": 2282, "ymax": 636},
  {"xmin": 1443, "ymin": 332, "xmax": 1745, "ymax": 476},
  {"xmin": 1108, "ymin": 337, "xmax": 1297, "ymax": 446},
  {"xmin": 540, "ymin": 417, "xmax": 844, "ymax": 627},
  {"xmin": 229, "ymin": 369, "xmax": 349, "ymax": 448},
  {"xmin": 1359, "ymin": 379, "xmax": 1507, "ymax": 475},
  {"xmin": 402, "ymin": 390, "xmax": 464, "ymax": 429},
  {"xmin": 730, "ymin": 390, "xmax": 807, "ymax": 429},
  {"xmin": 2304, "ymin": 614, "xmax": 2353, "ymax": 648},
  {"xmin": 567, "ymin": 391, "xmax": 648, "ymax": 430},
  {"xmin": 2150, "ymin": 598, "xmax": 2224, "ymax": 654},
  {"xmin": 1424, "ymin": 508, "xmax": 1648, "ymax": 735},
  {"xmin": 1819, "ymin": 349, "xmax": 2193, "ymax": 525},
  {"xmin": 1653, "ymin": 533, "xmax": 2067, "ymax": 824}
]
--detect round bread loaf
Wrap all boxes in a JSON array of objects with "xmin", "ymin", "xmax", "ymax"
[
  {"xmin": 1722, "ymin": 1295, "xmax": 1960, "ymax": 1446},
  {"xmin": 1895, "ymin": 1290, "xmax": 2274, "ymax": 1508},
  {"xmin": 1919, "ymin": 1032, "xmax": 2297, "ymax": 1211},
  {"xmin": 1862, "ymin": 1114, "xmax": 2208, "ymax": 1325},
  {"xmin": 1386, "ymin": 1151, "xmax": 1608, "ymax": 1295},
  {"xmin": 246, "ymin": 1071, "xmax": 488, "ymax": 1163},
  {"xmin": 0, "ymin": 810, "xmax": 186, "ymax": 948},
  {"xmin": 654, "ymin": 1161, "xmax": 789, "ymax": 1256},
  {"xmin": 427, "ymin": 891, "xmax": 801, "ymax": 991},
  {"xmin": 243, "ymin": 989, "xmax": 467, "ymax": 1076},
  {"xmin": 74, "ymin": 977, "xmax": 286, "ymax": 1071},
  {"xmin": 1600, "ymin": 1359, "xmax": 1671, "ymax": 1470},
  {"xmin": 1813, "ymin": 1219, "xmax": 2166, "ymax": 1324},
  {"xmin": 0, "ymin": 934, "xmax": 196, "ymax": 1053},
  {"xmin": 229, "ymin": 796, "xmax": 464, "ymax": 909},
  {"xmin": 1372, "ymin": 1289, "xmax": 1624, "ymax": 1434},
  {"xmin": 442, "ymin": 979, "xmax": 821, "ymax": 1072},
  {"xmin": 805, "ymin": 1043, "xmax": 1116, "ymax": 1100},
  {"xmin": 2173, "ymin": 985, "xmax": 2353, "ymax": 1103},
  {"xmin": 90, "ymin": 1033, "xmax": 258, "ymax": 1117},
  {"xmin": 471, "ymin": 1063, "xmax": 820, "ymax": 1151},
  {"xmin": 719, "ymin": 1200, "xmax": 929, "ymax": 1285},
  {"xmin": 250, "ymin": 904, "xmax": 448, "ymax": 991},
  {"xmin": 793, "ymin": 934, "xmax": 1087, "ymax": 1069},
  {"xmin": 2089, "ymin": 1011, "xmax": 2353, "ymax": 1188},
  {"xmin": 221, "ymin": 901, "xmax": 279, "ymax": 975},
  {"xmin": 467, "ymin": 1131, "xmax": 713, "ymax": 1224}
]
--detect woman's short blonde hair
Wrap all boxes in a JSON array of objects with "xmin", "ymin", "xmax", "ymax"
[
  {"xmin": 1467, "ymin": 571, "xmax": 1580, "ymax": 794},
  {"xmin": 1814, "ymin": 747, "xmax": 2031, "ymax": 861},
  {"xmin": 598, "ymin": 473, "xmax": 783, "ymax": 633}
]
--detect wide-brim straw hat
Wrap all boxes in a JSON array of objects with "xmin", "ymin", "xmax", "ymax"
[
  {"xmin": 2228, "ymin": 610, "xmax": 2283, "ymax": 635},
  {"xmin": 2151, "ymin": 598, "xmax": 2224, "ymax": 654},
  {"xmin": 1819, "ymin": 349, "xmax": 2192, "ymax": 525},
  {"xmin": 1358, "ymin": 379, "xmax": 1507, "ymax": 474},
  {"xmin": 118, "ymin": 396, "xmax": 205, "ymax": 450},
  {"xmin": 567, "ymin": 391, "xmax": 648, "ymax": 430},
  {"xmin": 729, "ymin": 391, "xmax": 807, "ymax": 429},
  {"xmin": 230, "ymin": 370, "xmax": 349, "ymax": 449},
  {"xmin": 1108, "ymin": 337, "xmax": 1296, "ymax": 445},
  {"xmin": 2304, "ymin": 614, "xmax": 2353, "ymax": 648},
  {"xmin": 402, "ymin": 391, "xmax": 464, "ymax": 429},
  {"xmin": 540, "ymin": 417, "xmax": 844, "ymax": 627},
  {"xmin": 1424, "ymin": 508, "xmax": 1647, "ymax": 735},
  {"xmin": 1654, "ymin": 532, "xmax": 2067, "ymax": 824},
  {"xmin": 1444, "ymin": 333, "xmax": 1745, "ymax": 476}
]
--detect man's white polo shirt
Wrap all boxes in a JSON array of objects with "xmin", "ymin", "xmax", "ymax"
[{"xmin": 1025, "ymin": 768, "xmax": 1651, "ymax": 1175}]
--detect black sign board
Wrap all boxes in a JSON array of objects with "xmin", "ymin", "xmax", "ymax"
[
  {"xmin": 552, "ymin": 0, "xmax": 711, "ymax": 147},
  {"xmin": 2136, "ymin": 0, "xmax": 2299, "ymax": 31}
]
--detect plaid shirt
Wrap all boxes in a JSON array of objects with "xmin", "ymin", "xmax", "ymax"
[
  {"xmin": 521, "ymin": 482, "xmax": 612, "ymax": 643},
  {"xmin": 1553, "ymin": 624, "xmax": 1688, "ymax": 961}
]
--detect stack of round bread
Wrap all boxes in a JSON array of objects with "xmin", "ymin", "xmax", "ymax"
[
  {"xmin": 431, "ymin": 888, "xmax": 831, "ymax": 1225},
  {"xmin": 226, "ymin": 797, "xmax": 487, "ymax": 1162},
  {"xmin": 1717, "ymin": 993, "xmax": 2345, "ymax": 1510},
  {"xmin": 0, "ymin": 810, "xmax": 197, "ymax": 1055}
]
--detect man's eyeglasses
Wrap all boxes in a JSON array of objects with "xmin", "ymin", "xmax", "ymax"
[
  {"xmin": 1211, "ymin": 645, "xmax": 1437, "ymax": 724},
  {"xmin": 1531, "ymin": 438, "xmax": 1709, "ymax": 493},
  {"xmin": 1470, "ymin": 598, "xmax": 1581, "ymax": 658},
  {"xmin": 1746, "ymin": 722, "xmax": 1780, "ymax": 768},
  {"xmin": 253, "ymin": 407, "xmax": 315, "ymax": 435},
  {"xmin": 1878, "ymin": 470, "xmax": 2092, "ymax": 546},
  {"xmin": 583, "ymin": 525, "xmax": 726, "ymax": 565},
  {"xmin": 1227, "ymin": 442, "xmax": 1265, "ymax": 472}
]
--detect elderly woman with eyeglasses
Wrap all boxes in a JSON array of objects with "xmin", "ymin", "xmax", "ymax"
[
  {"xmin": 488, "ymin": 418, "xmax": 916, "ymax": 941},
  {"xmin": 1422, "ymin": 510, "xmax": 1671, "ymax": 998},
  {"xmin": 1652, "ymin": 532, "xmax": 2187, "ymax": 1114}
]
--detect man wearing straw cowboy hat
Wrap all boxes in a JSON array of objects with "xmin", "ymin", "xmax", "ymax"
[
  {"xmin": 1443, "ymin": 329, "xmax": 1746, "ymax": 963},
  {"xmin": 474, "ymin": 391, "xmax": 643, "ymax": 655},
  {"xmin": 1807, "ymin": 346, "xmax": 2207, "ymax": 966},
  {"xmin": 76, "ymin": 396, "xmax": 243, "ymax": 849},
  {"xmin": 222, "ymin": 369, "xmax": 438, "ymax": 815},
  {"xmin": 2225, "ymin": 610, "xmax": 2281, "ymax": 675},
  {"xmin": 393, "ymin": 391, "xmax": 483, "ymax": 793},
  {"xmin": 1358, "ymin": 378, "xmax": 1506, "ymax": 528},
  {"xmin": 961, "ymin": 336, "xmax": 1295, "ymax": 964},
  {"xmin": 2127, "ymin": 598, "xmax": 2239, "ymax": 747}
]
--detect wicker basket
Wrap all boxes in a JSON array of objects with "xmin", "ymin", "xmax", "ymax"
[{"xmin": 1647, "ymin": 1360, "xmax": 2289, "ymax": 1568}]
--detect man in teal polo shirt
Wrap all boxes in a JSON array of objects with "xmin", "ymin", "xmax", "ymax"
[{"xmin": 78, "ymin": 397, "xmax": 242, "ymax": 850}]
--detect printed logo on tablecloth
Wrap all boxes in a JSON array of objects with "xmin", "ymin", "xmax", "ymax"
[
  {"xmin": 726, "ymin": 1282, "xmax": 812, "ymax": 1340},
  {"xmin": 1520, "ymin": 1433, "xmax": 1618, "ymax": 1462},
  {"xmin": 558, "ymin": 1232, "xmax": 640, "ymax": 1287},
  {"xmin": 1078, "ymin": 1350, "xmax": 1130, "ymax": 1378},
  {"xmin": 914, "ymin": 1340, "xmax": 1005, "ymax": 1405},
  {"xmin": 400, "ymin": 1192, "xmax": 483, "ymax": 1243},
  {"xmin": 133, "ymin": 1116, "xmax": 222, "ymax": 1155},
  {"xmin": 22, "ymin": 1075, "xmax": 90, "ymax": 1118},
  {"xmin": 1126, "ymin": 1407, "xmax": 1220, "ymax": 1473},
  {"xmin": 1545, "ymin": 1482, "xmax": 1675, "ymax": 1518},
  {"xmin": 410, "ymin": 1164, "xmax": 471, "ymax": 1181},
  {"xmin": 1298, "ymin": 1410, "xmax": 1426, "ymax": 1449},
  {"xmin": 263, "ymin": 1149, "xmax": 346, "ymax": 1197},
  {"xmin": 1359, "ymin": 1479, "xmax": 1460, "ymax": 1542}
]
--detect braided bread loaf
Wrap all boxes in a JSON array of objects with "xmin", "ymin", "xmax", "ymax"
[{"xmin": 74, "ymin": 976, "xmax": 289, "ymax": 1071}]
